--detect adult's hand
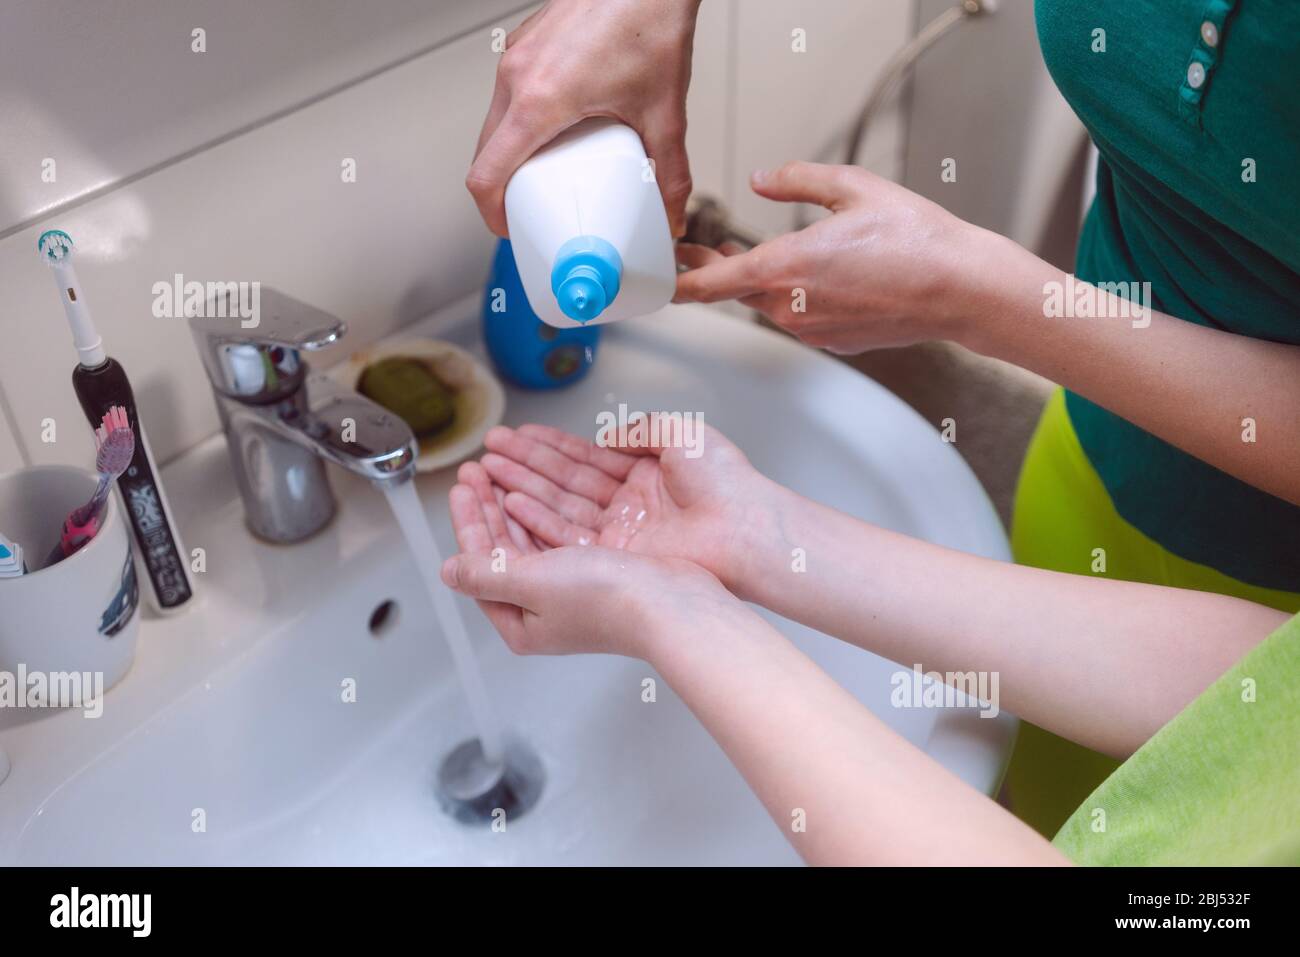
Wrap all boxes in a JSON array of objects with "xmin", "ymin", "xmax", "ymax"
[
  {"xmin": 467, "ymin": 0, "xmax": 702, "ymax": 237},
  {"xmin": 675, "ymin": 162, "xmax": 990, "ymax": 354}
]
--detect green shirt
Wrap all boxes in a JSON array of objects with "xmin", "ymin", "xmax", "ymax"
[
  {"xmin": 1054, "ymin": 612, "xmax": 1300, "ymax": 865},
  {"xmin": 1036, "ymin": 0, "xmax": 1300, "ymax": 591}
]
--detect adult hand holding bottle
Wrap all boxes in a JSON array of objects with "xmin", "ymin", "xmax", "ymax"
[{"xmin": 466, "ymin": 0, "xmax": 702, "ymax": 238}]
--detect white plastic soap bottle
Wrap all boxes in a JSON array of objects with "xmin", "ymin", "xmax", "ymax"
[{"xmin": 504, "ymin": 118, "xmax": 676, "ymax": 328}]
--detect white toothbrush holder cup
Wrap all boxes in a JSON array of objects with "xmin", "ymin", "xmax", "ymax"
[{"xmin": 0, "ymin": 465, "xmax": 141, "ymax": 700}]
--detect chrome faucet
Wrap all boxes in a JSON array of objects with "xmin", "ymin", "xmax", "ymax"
[{"xmin": 190, "ymin": 288, "xmax": 418, "ymax": 543}]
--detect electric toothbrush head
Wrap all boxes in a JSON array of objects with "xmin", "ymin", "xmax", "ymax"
[{"xmin": 36, "ymin": 229, "xmax": 106, "ymax": 368}]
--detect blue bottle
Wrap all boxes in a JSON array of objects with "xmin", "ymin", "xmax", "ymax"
[{"xmin": 482, "ymin": 239, "xmax": 601, "ymax": 390}]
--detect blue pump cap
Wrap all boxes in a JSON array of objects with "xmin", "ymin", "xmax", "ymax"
[{"xmin": 551, "ymin": 236, "xmax": 622, "ymax": 323}]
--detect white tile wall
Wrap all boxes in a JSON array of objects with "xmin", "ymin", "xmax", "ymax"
[
  {"xmin": 730, "ymin": 0, "xmax": 912, "ymax": 236},
  {"xmin": 0, "ymin": 1, "xmax": 913, "ymax": 472},
  {"xmin": 903, "ymin": 0, "xmax": 1084, "ymax": 250},
  {"xmin": 0, "ymin": 0, "xmax": 531, "ymax": 234},
  {"xmin": 685, "ymin": 0, "xmax": 736, "ymax": 200},
  {"xmin": 0, "ymin": 401, "xmax": 23, "ymax": 473}
]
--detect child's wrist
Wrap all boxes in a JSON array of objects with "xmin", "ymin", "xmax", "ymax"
[
  {"xmin": 643, "ymin": 592, "xmax": 770, "ymax": 674},
  {"xmin": 724, "ymin": 479, "xmax": 809, "ymax": 605}
]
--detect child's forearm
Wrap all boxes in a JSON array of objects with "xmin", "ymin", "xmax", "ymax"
[
  {"xmin": 730, "ymin": 483, "xmax": 1287, "ymax": 757},
  {"xmin": 647, "ymin": 604, "xmax": 1069, "ymax": 865}
]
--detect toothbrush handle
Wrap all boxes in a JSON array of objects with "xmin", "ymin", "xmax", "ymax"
[
  {"xmin": 44, "ymin": 475, "xmax": 110, "ymax": 568},
  {"xmin": 45, "ymin": 511, "xmax": 102, "ymax": 567},
  {"xmin": 71, "ymin": 474, "xmax": 111, "ymax": 527}
]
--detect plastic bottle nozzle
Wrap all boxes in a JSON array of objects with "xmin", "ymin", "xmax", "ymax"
[
  {"xmin": 550, "ymin": 236, "xmax": 623, "ymax": 324},
  {"xmin": 556, "ymin": 265, "xmax": 608, "ymax": 323}
]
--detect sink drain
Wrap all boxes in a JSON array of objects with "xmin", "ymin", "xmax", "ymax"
[{"xmin": 437, "ymin": 736, "xmax": 545, "ymax": 826}]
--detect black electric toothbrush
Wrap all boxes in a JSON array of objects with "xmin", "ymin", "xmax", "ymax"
[{"xmin": 38, "ymin": 229, "xmax": 195, "ymax": 613}]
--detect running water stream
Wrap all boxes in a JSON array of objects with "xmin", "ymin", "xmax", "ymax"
[{"xmin": 382, "ymin": 480, "xmax": 504, "ymax": 767}]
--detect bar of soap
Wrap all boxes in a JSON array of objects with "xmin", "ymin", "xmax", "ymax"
[{"xmin": 358, "ymin": 357, "xmax": 455, "ymax": 437}]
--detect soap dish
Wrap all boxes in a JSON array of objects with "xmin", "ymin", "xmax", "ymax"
[{"xmin": 332, "ymin": 338, "xmax": 505, "ymax": 474}]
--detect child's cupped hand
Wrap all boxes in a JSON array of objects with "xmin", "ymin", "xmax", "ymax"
[
  {"xmin": 466, "ymin": 418, "xmax": 781, "ymax": 595},
  {"xmin": 444, "ymin": 462, "xmax": 740, "ymax": 659}
]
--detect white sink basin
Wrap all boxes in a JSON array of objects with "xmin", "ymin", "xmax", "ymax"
[{"xmin": 0, "ymin": 302, "xmax": 1014, "ymax": 866}]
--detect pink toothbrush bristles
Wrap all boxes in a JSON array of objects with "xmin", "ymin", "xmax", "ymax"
[
  {"xmin": 94, "ymin": 407, "xmax": 135, "ymax": 478},
  {"xmin": 95, "ymin": 404, "xmax": 131, "ymax": 447}
]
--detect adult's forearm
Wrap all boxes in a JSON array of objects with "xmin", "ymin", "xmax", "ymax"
[
  {"xmin": 959, "ymin": 228, "xmax": 1300, "ymax": 507},
  {"xmin": 731, "ymin": 484, "xmax": 1285, "ymax": 757},
  {"xmin": 647, "ymin": 605, "xmax": 1068, "ymax": 865}
]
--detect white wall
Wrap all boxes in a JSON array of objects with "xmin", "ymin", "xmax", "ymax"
[
  {"xmin": 0, "ymin": 0, "xmax": 530, "ymax": 235},
  {"xmin": 901, "ymin": 0, "xmax": 1084, "ymax": 250},
  {"xmin": 0, "ymin": 0, "xmax": 914, "ymax": 474},
  {"xmin": 728, "ymin": 0, "xmax": 911, "ymax": 235}
]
